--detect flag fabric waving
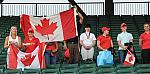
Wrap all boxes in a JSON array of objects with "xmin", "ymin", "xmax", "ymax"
[
  {"xmin": 123, "ymin": 50, "xmax": 135, "ymax": 66},
  {"xmin": 7, "ymin": 43, "xmax": 46, "ymax": 69},
  {"xmin": 20, "ymin": 8, "xmax": 78, "ymax": 42}
]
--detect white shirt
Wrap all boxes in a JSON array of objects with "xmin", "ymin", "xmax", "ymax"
[
  {"xmin": 8, "ymin": 36, "xmax": 19, "ymax": 45},
  {"xmin": 117, "ymin": 32, "xmax": 133, "ymax": 50},
  {"xmin": 7, "ymin": 36, "xmax": 19, "ymax": 53},
  {"xmin": 80, "ymin": 32, "xmax": 96, "ymax": 46}
]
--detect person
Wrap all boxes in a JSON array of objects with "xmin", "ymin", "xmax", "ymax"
[
  {"xmin": 139, "ymin": 23, "xmax": 150, "ymax": 64},
  {"xmin": 4, "ymin": 26, "xmax": 22, "ymax": 68},
  {"xmin": 80, "ymin": 24, "xmax": 96, "ymax": 62},
  {"xmin": 97, "ymin": 27, "xmax": 114, "ymax": 65},
  {"xmin": 23, "ymin": 28, "xmax": 40, "ymax": 53},
  {"xmin": 117, "ymin": 23, "xmax": 133, "ymax": 64},
  {"xmin": 63, "ymin": 11, "xmax": 83, "ymax": 64},
  {"xmin": 44, "ymin": 42, "xmax": 58, "ymax": 64}
]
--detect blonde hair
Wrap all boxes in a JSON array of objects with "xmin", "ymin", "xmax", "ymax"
[{"xmin": 9, "ymin": 26, "xmax": 17, "ymax": 36}]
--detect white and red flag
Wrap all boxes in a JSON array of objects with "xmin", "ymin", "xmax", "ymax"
[
  {"xmin": 123, "ymin": 50, "xmax": 135, "ymax": 66},
  {"xmin": 20, "ymin": 8, "xmax": 78, "ymax": 42},
  {"xmin": 7, "ymin": 43, "xmax": 46, "ymax": 69}
]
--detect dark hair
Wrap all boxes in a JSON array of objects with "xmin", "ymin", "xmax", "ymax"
[
  {"xmin": 85, "ymin": 24, "xmax": 91, "ymax": 28},
  {"xmin": 144, "ymin": 23, "xmax": 149, "ymax": 25}
]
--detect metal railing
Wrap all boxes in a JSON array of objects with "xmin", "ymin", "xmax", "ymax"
[
  {"xmin": 0, "ymin": 2, "xmax": 104, "ymax": 17},
  {"xmin": 114, "ymin": 2, "xmax": 149, "ymax": 15}
]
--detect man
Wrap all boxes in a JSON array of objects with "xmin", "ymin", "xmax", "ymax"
[
  {"xmin": 139, "ymin": 23, "xmax": 150, "ymax": 64},
  {"xmin": 23, "ymin": 28, "xmax": 40, "ymax": 53},
  {"xmin": 63, "ymin": 11, "xmax": 83, "ymax": 64},
  {"xmin": 117, "ymin": 23, "xmax": 133, "ymax": 64},
  {"xmin": 80, "ymin": 24, "xmax": 96, "ymax": 62}
]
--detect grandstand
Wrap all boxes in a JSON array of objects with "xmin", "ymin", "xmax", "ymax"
[{"xmin": 0, "ymin": 0, "xmax": 150, "ymax": 74}]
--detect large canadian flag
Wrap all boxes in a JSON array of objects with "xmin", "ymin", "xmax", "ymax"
[
  {"xmin": 7, "ymin": 43, "xmax": 46, "ymax": 69},
  {"xmin": 20, "ymin": 8, "xmax": 78, "ymax": 42},
  {"xmin": 123, "ymin": 50, "xmax": 135, "ymax": 66}
]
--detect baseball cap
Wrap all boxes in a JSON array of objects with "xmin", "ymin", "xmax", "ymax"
[
  {"xmin": 101, "ymin": 27, "xmax": 110, "ymax": 32},
  {"xmin": 28, "ymin": 28, "xmax": 34, "ymax": 33},
  {"xmin": 121, "ymin": 23, "xmax": 127, "ymax": 27}
]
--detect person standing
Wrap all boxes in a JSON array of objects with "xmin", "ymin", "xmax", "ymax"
[
  {"xmin": 139, "ymin": 23, "xmax": 150, "ymax": 64},
  {"xmin": 63, "ymin": 11, "xmax": 83, "ymax": 64},
  {"xmin": 4, "ymin": 26, "xmax": 22, "ymax": 68},
  {"xmin": 23, "ymin": 28, "xmax": 40, "ymax": 53},
  {"xmin": 45, "ymin": 42, "xmax": 58, "ymax": 64}
]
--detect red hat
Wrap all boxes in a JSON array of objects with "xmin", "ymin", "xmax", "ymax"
[
  {"xmin": 28, "ymin": 28, "xmax": 34, "ymax": 33},
  {"xmin": 101, "ymin": 27, "xmax": 110, "ymax": 32},
  {"xmin": 64, "ymin": 48, "xmax": 70, "ymax": 59},
  {"xmin": 121, "ymin": 23, "xmax": 127, "ymax": 27}
]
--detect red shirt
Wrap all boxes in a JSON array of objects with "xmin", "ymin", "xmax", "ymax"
[
  {"xmin": 140, "ymin": 32, "xmax": 150, "ymax": 49},
  {"xmin": 24, "ymin": 37, "xmax": 40, "ymax": 53},
  {"xmin": 46, "ymin": 43, "xmax": 56, "ymax": 51},
  {"xmin": 97, "ymin": 35, "xmax": 112, "ymax": 49}
]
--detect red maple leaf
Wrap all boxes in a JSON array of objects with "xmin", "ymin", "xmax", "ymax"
[
  {"xmin": 21, "ymin": 54, "xmax": 35, "ymax": 66},
  {"xmin": 35, "ymin": 18, "xmax": 57, "ymax": 35},
  {"xmin": 128, "ymin": 55, "xmax": 133, "ymax": 62}
]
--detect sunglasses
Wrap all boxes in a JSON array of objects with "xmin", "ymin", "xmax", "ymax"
[{"xmin": 28, "ymin": 31, "xmax": 34, "ymax": 33}]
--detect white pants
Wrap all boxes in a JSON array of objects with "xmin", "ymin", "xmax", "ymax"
[{"xmin": 81, "ymin": 46, "xmax": 94, "ymax": 60}]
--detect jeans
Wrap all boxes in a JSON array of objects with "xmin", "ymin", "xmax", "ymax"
[
  {"xmin": 118, "ymin": 50, "xmax": 127, "ymax": 64},
  {"xmin": 44, "ymin": 50, "xmax": 57, "ymax": 65}
]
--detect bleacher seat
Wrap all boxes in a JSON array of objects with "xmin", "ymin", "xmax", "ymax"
[
  {"xmin": 60, "ymin": 68, "xmax": 78, "ymax": 74},
  {"xmin": 4, "ymin": 69, "xmax": 22, "ymax": 74},
  {"xmin": 79, "ymin": 67, "xmax": 96, "ymax": 74},
  {"xmin": 97, "ymin": 65, "xmax": 116, "ymax": 73},
  {"xmin": 23, "ymin": 68, "xmax": 41, "ymax": 74},
  {"xmin": 41, "ymin": 68, "xmax": 60, "ymax": 74}
]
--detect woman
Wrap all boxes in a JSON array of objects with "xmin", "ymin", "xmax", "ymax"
[
  {"xmin": 97, "ymin": 27, "xmax": 114, "ymax": 66},
  {"xmin": 4, "ymin": 26, "xmax": 22, "ymax": 68}
]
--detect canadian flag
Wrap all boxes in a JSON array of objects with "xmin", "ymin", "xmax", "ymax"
[
  {"xmin": 20, "ymin": 8, "xmax": 78, "ymax": 42},
  {"xmin": 7, "ymin": 43, "xmax": 46, "ymax": 69},
  {"xmin": 123, "ymin": 50, "xmax": 135, "ymax": 66}
]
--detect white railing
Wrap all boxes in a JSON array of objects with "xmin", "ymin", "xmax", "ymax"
[
  {"xmin": 0, "ymin": 2, "xmax": 104, "ymax": 16},
  {"xmin": 2, "ymin": 4, "xmax": 36, "ymax": 16},
  {"xmin": 114, "ymin": 2, "xmax": 149, "ymax": 15},
  {"xmin": 37, "ymin": 4, "xmax": 70, "ymax": 16},
  {"xmin": 78, "ymin": 2, "xmax": 104, "ymax": 15}
]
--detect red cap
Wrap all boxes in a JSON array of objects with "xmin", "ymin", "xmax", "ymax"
[
  {"xmin": 28, "ymin": 28, "xmax": 34, "ymax": 33},
  {"xmin": 121, "ymin": 23, "xmax": 127, "ymax": 27},
  {"xmin": 101, "ymin": 27, "xmax": 110, "ymax": 32}
]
